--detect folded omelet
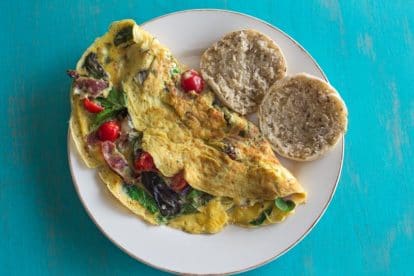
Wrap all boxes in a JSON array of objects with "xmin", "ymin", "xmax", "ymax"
[{"xmin": 69, "ymin": 19, "xmax": 306, "ymax": 234}]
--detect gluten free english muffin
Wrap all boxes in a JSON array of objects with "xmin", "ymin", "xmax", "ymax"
[
  {"xmin": 259, "ymin": 73, "xmax": 348, "ymax": 161},
  {"xmin": 200, "ymin": 30, "xmax": 287, "ymax": 115}
]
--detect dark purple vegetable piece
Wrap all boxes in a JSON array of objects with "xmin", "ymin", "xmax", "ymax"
[
  {"xmin": 141, "ymin": 171, "xmax": 181, "ymax": 217},
  {"xmin": 224, "ymin": 141, "xmax": 237, "ymax": 160},
  {"xmin": 83, "ymin": 52, "xmax": 108, "ymax": 79},
  {"xmin": 180, "ymin": 185, "xmax": 191, "ymax": 196}
]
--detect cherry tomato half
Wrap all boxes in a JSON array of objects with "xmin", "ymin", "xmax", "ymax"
[
  {"xmin": 97, "ymin": 121, "xmax": 120, "ymax": 142},
  {"xmin": 134, "ymin": 151, "xmax": 156, "ymax": 172},
  {"xmin": 180, "ymin": 69, "xmax": 204, "ymax": 94},
  {"xmin": 83, "ymin": 98, "xmax": 104, "ymax": 113},
  {"xmin": 170, "ymin": 171, "xmax": 188, "ymax": 192}
]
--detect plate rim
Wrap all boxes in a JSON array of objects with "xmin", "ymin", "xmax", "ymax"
[{"xmin": 67, "ymin": 8, "xmax": 345, "ymax": 275}]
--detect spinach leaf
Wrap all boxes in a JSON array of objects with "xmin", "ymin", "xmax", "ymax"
[
  {"xmin": 91, "ymin": 107, "xmax": 126, "ymax": 129},
  {"xmin": 124, "ymin": 184, "xmax": 159, "ymax": 214},
  {"xmin": 249, "ymin": 207, "xmax": 273, "ymax": 226},
  {"xmin": 180, "ymin": 202, "xmax": 198, "ymax": 215},
  {"xmin": 96, "ymin": 89, "xmax": 126, "ymax": 108},
  {"xmin": 95, "ymin": 97, "xmax": 113, "ymax": 108},
  {"xmin": 157, "ymin": 215, "xmax": 169, "ymax": 225},
  {"xmin": 92, "ymin": 89, "xmax": 127, "ymax": 129},
  {"xmin": 187, "ymin": 189, "xmax": 212, "ymax": 207},
  {"xmin": 180, "ymin": 189, "xmax": 213, "ymax": 215},
  {"xmin": 187, "ymin": 189, "xmax": 203, "ymax": 200},
  {"xmin": 114, "ymin": 26, "xmax": 134, "ymax": 46},
  {"xmin": 274, "ymin": 198, "xmax": 296, "ymax": 212},
  {"xmin": 141, "ymin": 171, "xmax": 182, "ymax": 217},
  {"xmin": 83, "ymin": 52, "xmax": 107, "ymax": 79}
]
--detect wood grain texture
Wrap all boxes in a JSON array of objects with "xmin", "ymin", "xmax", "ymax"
[{"xmin": 1, "ymin": 0, "xmax": 413, "ymax": 275}]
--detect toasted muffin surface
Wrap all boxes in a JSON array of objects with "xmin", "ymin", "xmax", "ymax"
[
  {"xmin": 259, "ymin": 73, "xmax": 348, "ymax": 161},
  {"xmin": 200, "ymin": 29, "xmax": 287, "ymax": 115}
]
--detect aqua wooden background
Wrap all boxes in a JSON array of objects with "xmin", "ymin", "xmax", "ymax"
[{"xmin": 1, "ymin": 0, "xmax": 413, "ymax": 275}]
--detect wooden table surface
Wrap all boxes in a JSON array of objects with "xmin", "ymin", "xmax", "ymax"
[{"xmin": 1, "ymin": 0, "xmax": 413, "ymax": 275}]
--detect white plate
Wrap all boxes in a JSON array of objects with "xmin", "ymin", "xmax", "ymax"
[{"xmin": 68, "ymin": 9, "xmax": 344, "ymax": 275}]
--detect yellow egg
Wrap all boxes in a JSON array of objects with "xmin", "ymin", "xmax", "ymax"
[{"xmin": 69, "ymin": 19, "xmax": 306, "ymax": 234}]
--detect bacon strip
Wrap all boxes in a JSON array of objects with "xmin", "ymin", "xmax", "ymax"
[
  {"xmin": 67, "ymin": 70, "xmax": 109, "ymax": 98},
  {"xmin": 86, "ymin": 131, "xmax": 100, "ymax": 147},
  {"xmin": 101, "ymin": 141, "xmax": 138, "ymax": 185},
  {"xmin": 74, "ymin": 77, "xmax": 109, "ymax": 98}
]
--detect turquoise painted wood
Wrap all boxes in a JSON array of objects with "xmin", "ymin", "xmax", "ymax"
[{"xmin": 1, "ymin": 0, "xmax": 413, "ymax": 275}]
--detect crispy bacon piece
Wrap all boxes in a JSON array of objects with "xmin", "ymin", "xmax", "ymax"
[
  {"xmin": 101, "ymin": 141, "xmax": 137, "ymax": 185},
  {"xmin": 67, "ymin": 70, "xmax": 109, "ymax": 98}
]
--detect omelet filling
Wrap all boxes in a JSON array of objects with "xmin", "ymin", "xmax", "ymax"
[{"xmin": 69, "ymin": 20, "xmax": 306, "ymax": 234}]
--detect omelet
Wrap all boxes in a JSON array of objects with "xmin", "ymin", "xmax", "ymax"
[{"xmin": 68, "ymin": 19, "xmax": 306, "ymax": 234}]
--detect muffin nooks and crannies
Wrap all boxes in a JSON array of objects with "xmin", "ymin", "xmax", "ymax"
[
  {"xmin": 259, "ymin": 73, "xmax": 348, "ymax": 161},
  {"xmin": 200, "ymin": 30, "xmax": 287, "ymax": 115}
]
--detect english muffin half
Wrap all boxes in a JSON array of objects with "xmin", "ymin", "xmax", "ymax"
[
  {"xmin": 259, "ymin": 73, "xmax": 348, "ymax": 161},
  {"xmin": 200, "ymin": 30, "xmax": 287, "ymax": 115}
]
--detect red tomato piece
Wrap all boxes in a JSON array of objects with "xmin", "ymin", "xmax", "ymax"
[
  {"xmin": 134, "ymin": 151, "xmax": 156, "ymax": 172},
  {"xmin": 97, "ymin": 121, "xmax": 120, "ymax": 142},
  {"xmin": 170, "ymin": 171, "xmax": 188, "ymax": 192},
  {"xmin": 180, "ymin": 69, "xmax": 205, "ymax": 94},
  {"xmin": 83, "ymin": 98, "xmax": 104, "ymax": 113}
]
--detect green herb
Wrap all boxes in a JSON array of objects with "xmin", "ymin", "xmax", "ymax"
[
  {"xmin": 249, "ymin": 207, "xmax": 273, "ymax": 226},
  {"xmin": 83, "ymin": 52, "xmax": 107, "ymax": 79},
  {"xmin": 132, "ymin": 134, "xmax": 143, "ymax": 152},
  {"xmin": 170, "ymin": 66, "xmax": 180, "ymax": 77},
  {"xmin": 124, "ymin": 184, "xmax": 159, "ymax": 214},
  {"xmin": 114, "ymin": 26, "xmax": 134, "ymax": 46},
  {"xmin": 189, "ymin": 189, "xmax": 212, "ymax": 206},
  {"xmin": 180, "ymin": 202, "xmax": 198, "ymax": 215},
  {"xmin": 95, "ymin": 89, "xmax": 126, "ymax": 108},
  {"xmin": 187, "ymin": 189, "xmax": 203, "ymax": 199},
  {"xmin": 102, "ymin": 88, "xmax": 126, "ymax": 107},
  {"xmin": 223, "ymin": 108, "xmax": 232, "ymax": 127},
  {"xmin": 157, "ymin": 215, "xmax": 169, "ymax": 224},
  {"xmin": 180, "ymin": 189, "xmax": 213, "ymax": 215},
  {"xmin": 95, "ymin": 97, "xmax": 113, "ymax": 108},
  {"xmin": 92, "ymin": 108, "xmax": 123, "ymax": 129},
  {"xmin": 274, "ymin": 198, "xmax": 296, "ymax": 212},
  {"xmin": 92, "ymin": 89, "xmax": 127, "ymax": 129}
]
